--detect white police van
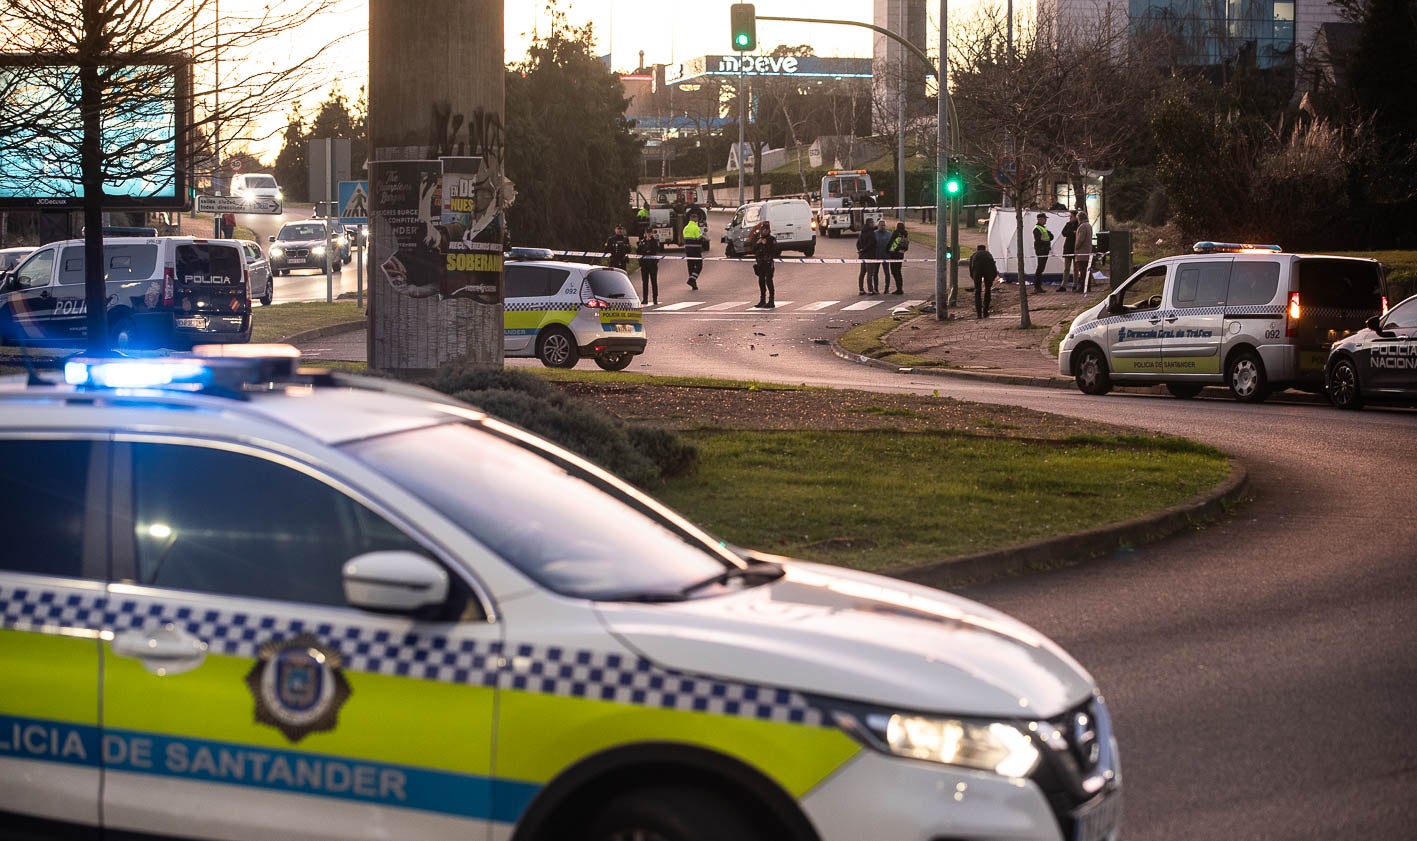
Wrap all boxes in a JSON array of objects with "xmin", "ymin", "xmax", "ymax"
[
  {"xmin": 1059, "ymin": 242, "xmax": 1386, "ymax": 402},
  {"xmin": 0, "ymin": 236, "xmax": 252, "ymax": 349},
  {"xmin": 1, "ymin": 348, "xmax": 1120, "ymax": 841}
]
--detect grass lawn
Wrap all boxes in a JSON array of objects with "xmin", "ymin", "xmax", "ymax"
[
  {"xmin": 654, "ymin": 429, "xmax": 1229, "ymax": 573},
  {"xmin": 251, "ymin": 301, "xmax": 364, "ymax": 343}
]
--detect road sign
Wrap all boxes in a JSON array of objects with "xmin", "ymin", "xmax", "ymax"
[
  {"xmin": 195, "ymin": 194, "xmax": 282, "ymax": 215},
  {"xmin": 338, "ymin": 180, "xmax": 369, "ymax": 225}
]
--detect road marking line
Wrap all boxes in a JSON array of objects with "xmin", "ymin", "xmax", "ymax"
[
  {"xmin": 798, "ymin": 300, "xmax": 840, "ymax": 311},
  {"xmin": 655, "ymin": 301, "xmax": 704, "ymax": 311},
  {"xmin": 703, "ymin": 301, "xmax": 753, "ymax": 311},
  {"xmin": 842, "ymin": 300, "xmax": 886, "ymax": 310}
]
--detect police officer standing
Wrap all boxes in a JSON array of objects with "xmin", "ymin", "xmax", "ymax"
[
  {"xmin": 635, "ymin": 205, "xmax": 650, "ymax": 236},
  {"xmin": 1031, "ymin": 213, "xmax": 1053, "ymax": 293},
  {"xmin": 752, "ymin": 221, "xmax": 778, "ymax": 309},
  {"xmin": 683, "ymin": 216, "xmax": 703, "ymax": 290},
  {"xmin": 636, "ymin": 228, "xmax": 661, "ymax": 305},
  {"xmin": 603, "ymin": 224, "xmax": 632, "ymax": 271}
]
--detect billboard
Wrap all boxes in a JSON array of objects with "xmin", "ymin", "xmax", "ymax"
[{"xmin": 0, "ymin": 53, "xmax": 190, "ymax": 209}]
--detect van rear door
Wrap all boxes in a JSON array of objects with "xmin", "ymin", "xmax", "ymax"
[
  {"xmin": 1293, "ymin": 258, "xmax": 1385, "ymax": 379},
  {"xmin": 174, "ymin": 242, "xmax": 246, "ymax": 312}
]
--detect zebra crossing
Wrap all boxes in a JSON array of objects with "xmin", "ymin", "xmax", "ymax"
[{"xmin": 646, "ymin": 299, "xmax": 927, "ymax": 314}]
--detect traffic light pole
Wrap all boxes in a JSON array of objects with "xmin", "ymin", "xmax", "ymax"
[{"xmin": 756, "ymin": 10, "xmax": 949, "ymax": 319}]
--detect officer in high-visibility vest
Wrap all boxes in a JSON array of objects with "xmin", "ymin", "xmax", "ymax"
[
  {"xmin": 1031, "ymin": 213, "xmax": 1053, "ymax": 293},
  {"xmin": 635, "ymin": 205, "xmax": 650, "ymax": 235},
  {"xmin": 683, "ymin": 217, "xmax": 703, "ymax": 290}
]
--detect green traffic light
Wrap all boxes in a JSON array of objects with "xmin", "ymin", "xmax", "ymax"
[
  {"xmin": 736, "ymin": 34, "xmax": 749, "ymax": 47},
  {"xmin": 944, "ymin": 177, "xmax": 963, "ymax": 196}
]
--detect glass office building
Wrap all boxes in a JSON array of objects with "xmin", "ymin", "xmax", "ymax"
[{"xmin": 1129, "ymin": 0, "xmax": 1296, "ymax": 69}]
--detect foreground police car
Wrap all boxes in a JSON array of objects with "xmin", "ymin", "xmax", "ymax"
[
  {"xmin": 0, "ymin": 349, "xmax": 1119, "ymax": 841},
  {"xmin": 504, "ymin": 251, "xmax": 645, "ymax": 370},
  {"xmin": 1326, "ymin": 292, "xmax": 1417, "ymax": 409},
  {"xmin": 1059, "ymin": 242, "xmax": 1385, "ymax": 402}
]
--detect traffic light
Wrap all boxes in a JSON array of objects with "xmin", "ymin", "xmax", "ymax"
[
  {"xmin": 731, "ymin": 4, "xmax": 757, "ymax": 52},
  {"xmin": 944, "ymin": 158, "xmax": 964, "ymax": 198}
]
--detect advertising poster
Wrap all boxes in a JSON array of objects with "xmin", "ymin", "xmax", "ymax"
[{"xmin": 370, "ymin": 157, "xmax": 502, "ymax": 303}]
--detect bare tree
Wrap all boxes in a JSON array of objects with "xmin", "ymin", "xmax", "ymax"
[
  {"xmin": 0, "ymin": 0, "xmax": 350, "ymax": 352},
  {"xmin": 950, "ymin": 3, "xmax": 1138, "ymax": 327}
]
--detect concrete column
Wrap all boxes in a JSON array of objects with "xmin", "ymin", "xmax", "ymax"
[{"xmin": 368, "ymin": 0, "xmax": 506, "ymax": 373}]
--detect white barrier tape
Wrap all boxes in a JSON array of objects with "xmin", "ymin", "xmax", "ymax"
[{"xmin": 551, "ymin": 250, "xmax": 1110, "ymax": 266}]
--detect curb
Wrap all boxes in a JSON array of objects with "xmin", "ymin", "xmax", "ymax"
[
  {"xmin": 829, "ymin": 339, "xmax": 1074, "ymax": 388},
  {"xmin": 281, "ymin": 320, "xmax": 366, "ymax": 346},
  {"xmin": 894, "ymin": 459, "xmax": 1249, "ymax": 590}
]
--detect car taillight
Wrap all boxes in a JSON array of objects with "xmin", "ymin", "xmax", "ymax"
[
  {"xmin": 162, "ymin": 266, "xmax": 175, "ymax": 306},
  {"xmin": 585, "ymin": 297, "xmax": 608, "ymax": 309},
  {"xmin": 1382, "ymin": 295, "xmax": 1389, "ymax": 316},
  {"xmin": 1285, "ymin": 291, "xmax": 1301, "ymax": 337}
]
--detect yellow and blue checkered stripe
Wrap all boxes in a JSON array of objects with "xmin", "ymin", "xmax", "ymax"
[{"xmin": 1, "ymin": 582, "xmax": 857, "ymax": 824}]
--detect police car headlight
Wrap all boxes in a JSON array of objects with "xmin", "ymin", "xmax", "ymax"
[{"xmin": 834, "ymin": 707, "xmax": 1041, "ymax": 778}]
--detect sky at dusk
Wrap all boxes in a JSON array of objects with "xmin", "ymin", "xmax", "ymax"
[{"xmin": 239, "ymin": 1, "xmax": 957, "ymax": 160}]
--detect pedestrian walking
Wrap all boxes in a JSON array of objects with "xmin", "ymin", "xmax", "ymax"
[
  {"xmin": 919, "ymin": 182, "xmax": 935, "ymax": 223},
  {"xmin": 221, "ymin": 212, "xmax": 236, "ymax": 239},
  {"xmin": 636, "ymin": 229, "xmax": 661, "ymax": 305},
  {"xmin": 1060, "ymin": 210, "xmax": 1079, "ymax": 291},
  {"xmin": 1073, "ymin": 210, "xmax": 1094, "ymax": 293},
  {"xmin": 968, "ymin": 244, "xmax": 999, "ymax": 318},
  {"xmin": 886, "ymin": 221, "xmax": 909, "ymax": 295},
  {"xmin": 856, "ymin": 220, "xmax": 878, "ymax": 294},
  {"xmin": 873, "ymin": 222, "xmax": 893, "ymax": 296},
  {"xmin": 751, "ymin": 221, "xmax": 778, "ymax": 308},
  {"xmin": 602, "ymin": 224, "xmax": 632, "ymax": 271},
  {"xmin": 1031, "ymin": 213, "xmax": 1053, "ymax": 293},
  {"xmin": 683, "ymin": 217, "xmax": 703, "ymax": 290}
]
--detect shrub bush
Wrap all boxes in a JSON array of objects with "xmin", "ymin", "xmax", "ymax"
[{"xmin": 421, "ymin": 363, "xmax": 698, "ymax": 488}]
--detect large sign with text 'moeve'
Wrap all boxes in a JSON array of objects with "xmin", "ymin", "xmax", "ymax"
[{"xmin": 665, "ymin": 55, "xmax": 872, "ymax": 86}]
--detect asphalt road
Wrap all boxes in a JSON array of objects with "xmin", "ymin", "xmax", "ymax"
[{"xmin": 621, "ymin": 232, "xmax": 1417, "ymax": 841}]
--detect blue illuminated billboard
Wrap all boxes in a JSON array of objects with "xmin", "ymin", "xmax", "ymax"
[{"xmin": 0, "ymin": 54, "xmax": 190, "ymax": 209}]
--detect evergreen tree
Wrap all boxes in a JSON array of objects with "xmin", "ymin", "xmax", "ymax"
[
  {"xmin": 503, "ymin": 9, "xmax": 641, "ymax": 251},
  {"xmin": 272, "ymin": 106, "xmax": 307, "ymax": 202}
]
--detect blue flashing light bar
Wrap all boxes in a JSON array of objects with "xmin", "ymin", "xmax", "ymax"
[{"xmin": 1192, "ymin": 241, "xmax": 1283, "ymax": 254}]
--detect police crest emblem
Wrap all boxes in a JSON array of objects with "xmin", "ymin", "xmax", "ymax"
[{"xmin": 244, "ymin": 634, "xmax": 351, "ymax": 742}]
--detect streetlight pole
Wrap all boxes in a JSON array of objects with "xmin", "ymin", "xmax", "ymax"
[{"xmin": 737, "ymin": 63, "xmax": 745, "ymax": 208}]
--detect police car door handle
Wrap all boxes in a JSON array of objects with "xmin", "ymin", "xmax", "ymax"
[
  {"xmin": 1165, "ymin": 316, "xmax": 1179, "ymax": 323},
  {"xmin": 112, "ymin": 625, "xmax": 209, "ymax": 673}
]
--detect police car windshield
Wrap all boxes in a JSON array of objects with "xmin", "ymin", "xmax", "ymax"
[{"xmin": 345, "ymin": 423, "xmax": 736, "ymax": 601}]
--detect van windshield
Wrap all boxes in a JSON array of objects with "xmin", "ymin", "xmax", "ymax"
[
  {"xmin": 245, "ymin": 176, "xmax": 277, "ymax": 188},
  {"xmin": 1298, "ymin": 259, "xmax": 1384, "ymax": 309}
]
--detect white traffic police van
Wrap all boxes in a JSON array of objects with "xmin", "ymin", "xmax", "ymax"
[
  {"xmin": 1059, "ymin": 242, "xmax": 1387, "ymax": 401},
  {"xmin": 1, "ymin": 348, "xmax": 1119, "ymax": 841}
]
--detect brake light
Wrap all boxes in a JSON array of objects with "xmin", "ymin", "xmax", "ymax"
[
  {"xmin": 1285, "ymin": 291, "xmax": 1301, "ymax": 337},
  {"xmin": 1382, "ymin": 295, "xmax": 1389, "ymax": 316},
  {"xmin": 162, "ymin": 266, "xmax": 175, "ymax": 306},
  {"xmin": 585, "ymin": 297, "xmax": 608, "ymax": 309}
]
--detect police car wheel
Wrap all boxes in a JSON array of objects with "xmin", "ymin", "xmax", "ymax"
[
  {"xmin": 1074, "ymin": 346, "xmax": 1112, "ymax": 395},
  {"xmin": 596, "ymin": 352, "xmax": 634, "ymax": 371},
  {"xmin": 1327, "ymin": 357, "xmax": 1364, "ymax": 410},
  {"xmin": 537, "ymin": 326, "xmax": 580, "ymax": 368},
  {"xmin": 1166, "ymin": 383, "xmax": 1204, "ymax": 399},
  {"xmin": 587, "ymin": 785, "xmax": 767, "ymax": 841},
  {"xmin": 1228, "ymin": 351, "xmax": 1270, "ymax": 403}
]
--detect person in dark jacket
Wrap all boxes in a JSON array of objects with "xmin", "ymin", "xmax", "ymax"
[
  {"xmin": 752, "ymin": 221, "xmax": 778, "ymax": 308},
  {"xmin": 636, "ymin": 229, "xmax": 661, "ymax": 305},
  {"xmin": 885, "ymin": 222, "xmax": 909, "ymax": 294},
  {"xmin": 603, "ymin": 224, "xmax": 632, "ymax": 271},
  {"xmin": 873, "ymin": 223, "xmax": 893, "ymax": 295},
  {"xmin": 1059, "ymin": 210, "xmax": 1079, "ymax": 291},
  {"xmin": 968, "ymin": 244, "xmax": 999, "ymax": 318},
  {"xmin": 855, "ymin": 220, "xmax": 878, "ymax": 294}
]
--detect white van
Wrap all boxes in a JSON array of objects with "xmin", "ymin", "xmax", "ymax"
[
  {"xmin": 1058, "ymin": 242, "xmax": 1387, "ymax": 402},
  {"xmin": 722, "ymin": 198, "xmax": 817, "ymax": 257},
  {"xmin": 231, "ymin": 173, "xmax": 283, "ymax": 204}
]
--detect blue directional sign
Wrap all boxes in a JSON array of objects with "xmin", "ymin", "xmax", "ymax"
[{"xmin": 338, "ymin": 180, "xmax": 369, "ymax": 225}]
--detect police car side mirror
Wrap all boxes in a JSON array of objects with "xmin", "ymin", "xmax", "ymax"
[
  {"xmin": 1366, "ymin": 315, "xmax": 1395, "ymax": 337},
  {"xmin": 343, "ymin": 551, "xmax": 449, "ymax": 613}
]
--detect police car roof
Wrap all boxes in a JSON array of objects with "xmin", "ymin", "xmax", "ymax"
[{"xmin": 0, "ymin": 349, "xmax": 479, "ymax": 448}]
